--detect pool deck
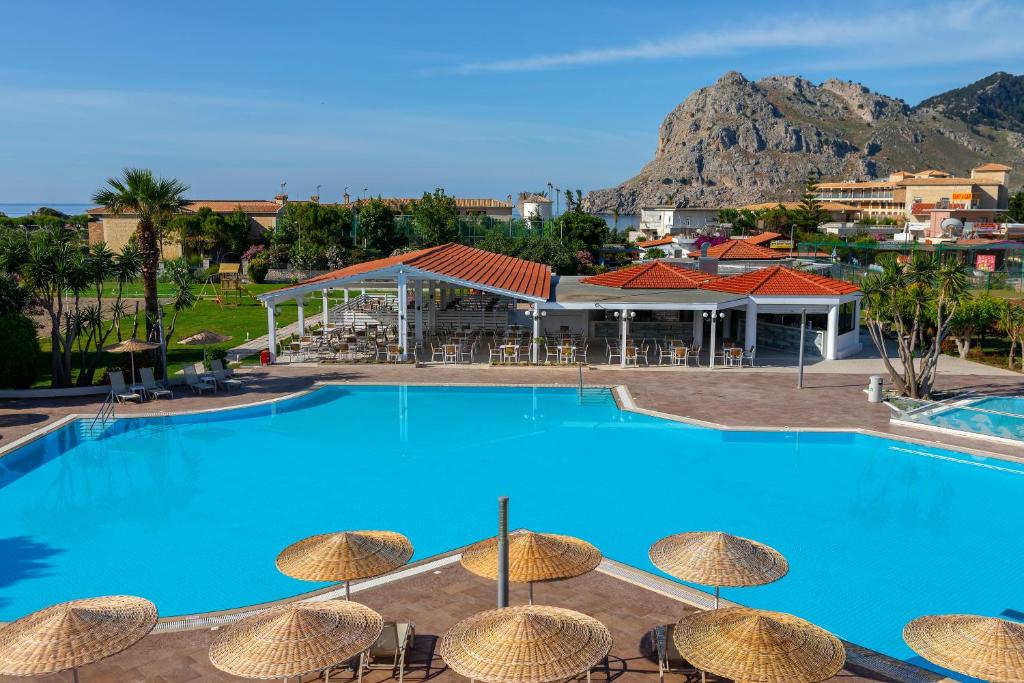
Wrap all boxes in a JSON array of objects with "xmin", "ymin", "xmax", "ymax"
[
  {"xmin": 3, "ymin": 363, "xmax": 1022, "ymax": 459},
  {"xmin": 0, "ymin": 553, "xmax": 941, "ymax": 683}
]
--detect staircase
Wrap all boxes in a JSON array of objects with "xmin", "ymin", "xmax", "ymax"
[{"xmin": 79, "ymin": 393, "xmax": 116, "ymax": 440}]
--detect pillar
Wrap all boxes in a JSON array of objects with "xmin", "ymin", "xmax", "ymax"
[
  {"xmin": 853, "ymin": 299, "xmax": 861, "ymax": 346},
  {"xmin": 692, "ymin": 311, "xmax": 704, "ymax": 347},
  {"xmin": 267, "ymin": 305, "xmax": 277, "ymax": 363},
  {"xmin": 413, "ymin": 281, "xmax": 423, "ymax": 344},
  {"xmin": 531, "ymin": 305, "xmax": 541, "ymax": 363},
  {"xmin": 826, "ymin": 304, "xmax": 840, "ymax": 360},
  {"xmin": 297, "ymin": 297, "xmax": 305, "ymax": 334},
  {"xmin": 428, "ymin": 282, "xmax": 436, "ymax": 335},
  {"xmin": 744, "ymin": 301, "xmax": 758, "ymax": 352},
  {"xmin": 619, "ymin": 311, "xmax": 628, "ymax": 368},
  {"xmin": 344, "ymin": 288, "xmax": 349, "ymax": 304},
  {"xmin": 322, "ymin": 289, "xmax": 329, "ymax": 328},
  {"xmin": 709, "ymin": 312, "xmax": 717, "ymax": 368},
  {"xmin": 397, "ymin": 271, "xmax": 408, "ymax": 359}
]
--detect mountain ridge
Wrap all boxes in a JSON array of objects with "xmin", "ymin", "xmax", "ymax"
[{"xmin": 583, "ymin": 71, "xmax": 1024, "ymax": 214}]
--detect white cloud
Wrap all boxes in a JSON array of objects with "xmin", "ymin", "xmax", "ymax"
[{"xmin": 446, "ymin": 0, "xmax": 1023, "ymax": 75}]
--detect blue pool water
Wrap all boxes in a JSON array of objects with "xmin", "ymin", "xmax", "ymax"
[
  {"xmin": 1, "ymin": 385, "xmax": 1022, "ymax": 674},
  {"xmin": 920, "ymin": 395, "xmax": 1024, "ymax": 442}
]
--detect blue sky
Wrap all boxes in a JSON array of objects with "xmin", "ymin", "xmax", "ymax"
[{"xmin": 2, "ymin": 0, "xmax": 1022, "ymax": 203}]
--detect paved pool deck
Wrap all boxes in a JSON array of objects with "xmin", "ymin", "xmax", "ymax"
[{"xmin": 0, "ymin": 555, "xmax": 938, "ymax": 683}]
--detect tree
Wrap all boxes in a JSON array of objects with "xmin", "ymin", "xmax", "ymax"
[
  {"xmin": 476, "ymin": 233, "xmax": 579, "ymax": 275},
  {"xmin": 92, "ymin": 169, "xmax": 189, "ymax": 349},
  {"xmin": 645, "ymin": 247, "xmax": 667, "ymax": 259},
  {"xmin": 861, "ymin": 255, "xmax": 968, "ymax": 398},
  {"xmin": 555, "ymin": 211, "xmax": 608, "ymax": 253},
  {"xmin": 358, "ymin": 199, "xmax": 403, "ymax": 254},
  {"xmin": 160, "ymin": 259, "xmax": 198, "ymax": 346},
  {"xmin": 203, "ymin": 207, "xmax": 250, "ymax": 260},
  {"xmin": 1007, "ymin": 190, "xmax": 1024, "ymax": 223},
  {"xmin": 413, "ymin": 188, "xmax": 459, "ymax": 246},
  {"xmin": 996, "ymin": 300, "xmax": 1024, "ymax": 369},
  {"xmin": 274, "ymin": 202, "xmax": 353, "ymax": 260},
  {"xmin": 792, "ymin": 171, "xmax": 831, "ymax": 230},
  {"xmin": 948, "ymin": 293, "xmax": 1001, "ymax": 359}
]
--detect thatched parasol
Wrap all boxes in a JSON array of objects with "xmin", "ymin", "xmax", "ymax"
[
  {"xmin": 0, "ymin": 595, "xmax": 157, "ymax": 683},
  {"xmin": 178, "ymin": 330, "xmax": 232, "ymax": 366},
  {"xmin": 903, "ymin": 614, "xmax": 1024, "ymax": 683},
  {"xmin": 209, "ymin": 599, "xmax": 383, "ymax": 681},
  {"xmin": 460, "ymin": 529, "xmax": 602, "ymax": 605},
  {"xmin": 439, "ymin": 605, "xmax": 612, "ymax": 683},
  {"xmin": 276, "ymin": 530, "xmax": 413, "ymax": 599},
  {"xmin": 649, "ymin": 531, "xmax": 788, "ymax": 608},
  {"xmin": 673, "ymin": 607, "xmax": 846, "ymax": 683},
  {"xmin": 103, "ymin": 338, "xmax": 161, "ymax": 384}
]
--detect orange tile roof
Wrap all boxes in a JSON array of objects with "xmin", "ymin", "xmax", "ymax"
[
  {"xmin": 283, "ymin": 243, "xmax": 551, "ymax": 300},
  {"xmin": 87, "ymin": 200, "xmax": 282, "ymax": 216},
  {"xmin": 740, "ymin": 231, "xmax": 782, "ymax": 246},
  {"xmin": 637, "ymin": 236, "xmax": 675, "ymax": 248},
  {"xmin": 687, "ymin": 240, "xmax": 787, "ymax": 260},
  {"xmin": 581, "ymin": 262, "xmax": 719, "ymax": 289},
  {"xmin": 701, "ymin": 266, "xmax": 860, "ymax": 296},
  {"xmin": 898, "ymin": 177, "xmax": 977, "ymax": 186},
  {"xmin": 341, "ymin": 197, "xmax": 512, "ymax": 211},
  {"xmin": 972, "ymin": 163, "xmax": 1012, "ymax": 172}
]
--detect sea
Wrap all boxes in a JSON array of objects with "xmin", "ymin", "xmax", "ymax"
[{"xmin": 0, "ymin": 203, "xmax": 92, "ymax": 217}]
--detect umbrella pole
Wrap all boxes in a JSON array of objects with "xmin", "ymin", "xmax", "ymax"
[
  {"xmin": 345, "ymin": 580, "xmax": 350, "ymax": 600},
  {"xmin": 497, "ymin": 496, "xmax": 509, "ymax": 608},
  {"xmin": 714, "ymin": 585, "xmax": 719, "ymax": 609},
  {"xmin": 130, "ymin": 352, "xmax": 136, "ymax": 386},
  {"xmin": 73, "ymin": 669, "xmax": 80, "ymax": 683}
]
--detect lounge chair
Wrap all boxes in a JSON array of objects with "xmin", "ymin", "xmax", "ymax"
[
  {"xmin": 108, "ymin": 371, "xmax": 142, "ymax": 403},
  {"xmin": 210, "ymin": 358, "xmax": 235, "ymax": 379},
  {"xmin": 651, "ymin": 624, "xmax": 697, "ymax": 683},
  {"xmin": 212, "ymin": 367, "xmax": 243, "ymax": 391},
  {"xmin": 139, "ymin": 367, "xmax": 172, "ymax": 400},
  {"xmin": 357, "ymin": 621, "xmax": 415, "ymax": 683},
  {"xmin": 183, "ymin": 364, "xmax": 216, "ymax": 394}
]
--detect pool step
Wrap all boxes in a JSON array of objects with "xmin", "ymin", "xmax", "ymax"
[
  {"xmin": 577, "ymin": 387, "xmax": 614, "ymax": 406},
  {"xmin": 75, "ymin": 419, "xmax": 115, "ymax": 441}
]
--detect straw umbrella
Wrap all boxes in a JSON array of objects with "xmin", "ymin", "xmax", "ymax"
[
  {"xmin": 209, "ymin": 599, "xmax": 383, "ymax": 682},
  {"xmin": 276, "ymin": 530, "xmax": 413, "ymax": 600},
  {"xmin": 178, "ymin": 330, "xmax": 232, "ymax": 366},
  {"xmin": 103, "ymin": 338, "xmax": 161, "ymax": 384},
  {"xmin": 649, "ymin": 531, "xmax": 788, "ymax": 608},
  {"xmin": 460, "ymin": 529, "xmax": 601, "ymax": 605},
  {"xmin": 904, "ymin": 614, "xmax": 1024, "ymax": 683},
  {"xmin": 0, "ymin": 595, "xmax": 157, "ymax": 683},
  {"xmin": 673, "ymin": 606, "xmax": 846, "ymax": 683},
  {"xmin": 439, "ymin": 604, "xmax": 612, "ymax": 683}
]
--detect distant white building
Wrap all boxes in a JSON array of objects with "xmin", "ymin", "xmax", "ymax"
[
  {"xmin": 520, "ymin": 194, "xmax": 553, "ymax": 222},
  {"xmin": 635, "ymin": 206, "xmax": 723, "ymax": 240},
  {"xmin": 636, "ymin": 235, "xmax": 696, "ymax": 259}
]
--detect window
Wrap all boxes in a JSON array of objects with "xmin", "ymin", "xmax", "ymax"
[{"xmin": 838, "ymin": 301, "xmax": 856, "ymax": 334}]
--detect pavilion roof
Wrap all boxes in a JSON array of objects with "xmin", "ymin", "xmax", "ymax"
[
  {"xmin": 581, "ymin": 262, "xmax": 719, "ymax": 289},
  {"xmin": 688, "ymin": 240, "xmax": 787, "ymax": 260},
  {"xmin": 701, "ymin": 266, "xmax": 860, "ymax": 296}
]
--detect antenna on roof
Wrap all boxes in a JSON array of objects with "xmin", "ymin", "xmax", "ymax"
[
  {"xmin": 280, "ymin": 181, "xmax": 287, "ymax": 194},
  {"xmin": 316, "ymin": 184, "xmax": 321, "ymax": 196}
]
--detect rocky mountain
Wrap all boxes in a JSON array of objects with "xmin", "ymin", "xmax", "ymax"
[
  {"xmin": 915, "ymin": 71, "xmax": 1024, "ymax": 133},
  {"xmin": 584, "ymin": 71, "xmax": 1024, "ymax": 214}
]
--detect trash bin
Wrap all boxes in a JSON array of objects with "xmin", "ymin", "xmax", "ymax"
[
  {"xmin": 260, "ymin": 349, "xmax": 271, "ymax": 366},
  {"xmin": 867, "ymin": 375, "xmax": 883, "ymax": 403}
]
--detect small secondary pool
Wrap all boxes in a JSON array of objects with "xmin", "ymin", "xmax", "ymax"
[
  {"xmin": 911, "ymin": 395, "xmax": 1024, "ymax": 442},
  {"xmin": 1, "ymin": 385, "xmax": 1021, "ymax": 677}
]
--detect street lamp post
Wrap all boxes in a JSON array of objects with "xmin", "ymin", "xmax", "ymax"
[{"xmin": 703, "ymin": 311, "xmax": 725, "ymax": 368}]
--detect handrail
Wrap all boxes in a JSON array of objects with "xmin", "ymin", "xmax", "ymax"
[{"xmin": 92, "ymin": 391, "xmax": 115, "ymax": 427}]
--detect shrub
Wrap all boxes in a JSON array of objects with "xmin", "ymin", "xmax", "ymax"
[
  {"xmin": 210, "ymin": 348, "xmax": 229, "ymax": 362},
  {"xmin": 0, "ymin": 313, "xmax": 40, "ymax": 389},
  {"xmin": 241, "ymin": 244, "xmax": 266, "ymax": 262},
  {"xmin": 247, "ymin": 256, "xmax": 269, "ymax": 284}
]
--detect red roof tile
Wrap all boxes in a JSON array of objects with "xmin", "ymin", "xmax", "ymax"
[
  {"xmin": 687, "ymin": 240, "xmax": 788, "ymax": 260},
  {"xmin": 282, "ymin": 243, "xmax": 551, "ymax": 300},
  {"xmin": 581, "ymin": 262, "xmax": 719, "ymax": 289},
  {"xmin": 740, "ymin": 231, "xmax": 782, "ymax": 246},
  {"xmin": 701, "ymin": 266, "xmax": 860, "ymax": 296},
  {"xmin": 637, "ymin": 236, "xmax": 675, "ymax": 248}
]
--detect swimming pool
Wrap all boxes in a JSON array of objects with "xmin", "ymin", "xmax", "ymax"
[
  {"xmin": 1, "ymin": 385, "xmax": 1021, "ymax": 675},
  {"xmin": 908, "ymin": 395, "xmax": 1024, "ymax": 442}
]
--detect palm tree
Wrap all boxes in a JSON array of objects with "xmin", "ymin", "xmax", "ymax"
[{"xmin": 92, "ymin": 169, "xmax": 189, "ymax": 348}]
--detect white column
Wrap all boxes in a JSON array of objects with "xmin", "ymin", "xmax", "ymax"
[
  {"xmin": 361, "ymin": 287, "xmax": 366, "ymax": 297},
  {"xmin": 322, "ymin": 289, "xmax": 329, "ymax": 328},
  {"xmin": 709, "ymin": 312, "xmax": 717, "ymax": 369},
  {"xmin": 414, "ymin": 281, "xmax": 423, "ymax": 344},
  {"xmin": 692, "ymin": 311, "xmax": 704, "ymax": 347},
  {"xmin": 344, "ymin": 288, "xmax": 349, "ymax": 304},
  {"xmin": 744, "ymin": 301, "xmax": 758, "ymax": 351},
  {"xmin": 267, "ymin": 305, "xmax": 277, "ymax": 363},
  {"xmin": 397, "ymin": 271, "xmax": 408, "ymax": 359},
  {"xmin": 853, "ymin": 299, "xmax": 861, "ymax": 346},
  {"xmin": 826, "ymin": 304, "xmax": 840, "ymax": 360},
  {"xmin": 619, "ymin": 311, "xmax": 628, "ymax": 368},
  {"xmin": 297, "ymin": 297, "xmax": 305, "ymax": 334},
  {"xmin": 428, "ymin": 282, "xmax": 436, "ymax": 335},
  {"xmin": 532, "ymin": 306, "xmax": 541, "ymax": 363}
]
